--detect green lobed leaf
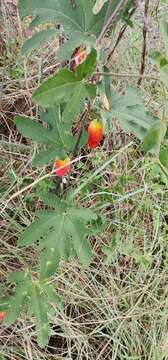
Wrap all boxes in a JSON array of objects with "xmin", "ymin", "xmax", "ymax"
[
  {"xmin": 14, "ymin": 116, "xmax": 55, "ymax": 145},
  {"xmin": 108, "ymin": 86, "xmax": 160, "ymax": 141},
  {"xmin": 4, "ymin": 274, "xmax": 31, "ymax": 326},
  {"xmin": 19, "ymin": 0, "xmax": 83, "ymax": 32},
  {"xmin": 19, "ymin": 0, "xmax": 107, "ymax": 61},
  {"xmin": 4, "ymin": 272, "xmax": 61, "ymax": 348},
  {"xmin": 149, "ymin": 51, "xmax": 167, "ymax": 66},
  {"xmin": 15, "ymin": 108, "xmax": 76, "ymax": 167},
  {"xmin": 21, "ymin": 29, "xmax": 58, "ymax": 55},
  {"xmin": 41, "ymin": 283, "xmax": 63, "ymax": 310},
  {"xmin": 33, "ymin": 69, "xmax": 80, "ymax": 107},
  {"xmin": 19, "ymin": 0, "xmax": 107, "ymax": 34},
  {"xmin": 30, "ymin": 285, "xmax": 49, "ymax": 348},
  {"xmin": 62, "ymin": 82, "xmax": 96, "ymax": 127},
  {"xmin": 19, "ymin": 199, "xmax": 97, "ymax": 273}
]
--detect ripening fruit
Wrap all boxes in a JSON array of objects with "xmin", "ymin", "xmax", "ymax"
[
  {"xmin": 54, "ymin": 158, "xmax": 70, "ymax": 177},
  {"xmin": 87, "ymin": 120, "xmax": 104, "ymax": 148},
  {"xmin": 74, "ymin": 47, "xmax": 87, "ymax": 66},
  {"xmin": 0, "ymin": 311, "xmax": 6, "ymax": 321}
]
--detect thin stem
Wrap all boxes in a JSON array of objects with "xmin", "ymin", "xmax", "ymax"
[
  {"xmin": 107, "ymin": 6, "xmax": 137, "ymax": 62},
  {"xmin": 103, "ymin": 0, "xmax": 113, "ymax": 27},
  {"xmin": 72, "ymin": 104, "xmax": 90, "ymax": 158},
  {"xmin": 64, "ymin": 104, "xmax": 91, "ymax": 192},
  {"xmin": 157, "ymin": 159, "xmax": 168, "ymax": 178},
  {"xmin": 93, "ymin": 71, "xmax": 159, "ymax": 81},
  {"xmin": 96, "ymin": 0, "xmax": 127, "ymax": 45},
  {"xmin": 137, "ymin": 0, "xmax": 150, "ymax": 87}
]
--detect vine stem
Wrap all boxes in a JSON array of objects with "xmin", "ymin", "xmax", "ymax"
[
  {"xmin": 72, "ymin": 102, "xmax": 91, "ymax": 158},
  {"xmin": 107, "ymin": 5, "xmax": 137, "ymax": 62},
  {"xmin": 62, "ymin": 104, "xmax": 91, "ymax": 192},
  {"xmin": 103, "ymin": 0, "xmax": 113, "ymax": 27},
  {"xmin": 157, "ymin": 159, "xmax": 168, "ymax": 178},
  {"xmin": 137, "ymin": 0, "xmax": 150, "ymax": 87},
  {"xmin": 93, "ymin": 71, "xmax": 159, "ymax": 81},
  {"xmin": 96, "ymin": 0, "xmax": 127, "ymax": 45}
]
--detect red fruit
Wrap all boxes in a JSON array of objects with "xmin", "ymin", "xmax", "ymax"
[
  {"xmin": 87, "ymin": 120, "xmax": 103, "ymax": 148},
  {"xmin": 0, "ymin": 311, "xmax": 6, "ymax": 321},
  {"xmin": 54, "ymin": 158, "xmax": 70, "ymax": 177},
  {"xmin": 74, "ymin": 47, "xmax": 87, "ymax": 66}
]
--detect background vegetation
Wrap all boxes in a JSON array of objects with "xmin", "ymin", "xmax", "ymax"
[{"xmin": 1, "ymin": 0, "xmax": 168, "ymax": 359}]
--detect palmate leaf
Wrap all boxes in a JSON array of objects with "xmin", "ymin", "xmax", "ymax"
[
  {"xmin": 4, "ymin": 271, "xmax": 62, "ymax": 348},
  {"xmin": 21, "ymin": 29, "xmax": 58, "ymax": 55},
  {"xmin": 33, "ymin": 69, "xmax": 79, "ymax": 107},
  {"xmin": 62, "ymin": 82, "xmax": 86, "ymax": 124},
  {"xmin": 14, "ymin": 107, "xmax": 76, "ymax": 166},
  {"xmin": 30, "ymin": 285, "xmax": 49, "ymax": 348},
  {"xmin": 33, "ymin": 49, "xmax": 97, "ymax": 108},
  {"xmin": 19, "ymin": 195, "xmax": 97, "ymax": 279},
  {"xmin": 108, "ymin": 86, "xmax": 160, "ymax": 141},
  {"xmin": 62, "ymin": 83, "xmax": 96, "ymax": 124},
  {"xmin": 19, "ymin": 0, "xmax": 107, "ymax": 58},
  {"xmin": 4, "ymin": 272, "xmax": 30, "ymax": 326}
]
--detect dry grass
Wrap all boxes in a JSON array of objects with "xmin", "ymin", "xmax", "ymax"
[{"xmin": 1, "ymin": 1, "xmax": 168, "ymax": 359}]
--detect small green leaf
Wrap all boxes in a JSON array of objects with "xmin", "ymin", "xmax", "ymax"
[
  {"xmin": 159, "ymin": 147, "xmax": 168, "ymax": 169},
  {"xmin": 149, "ymin": 51, "xmax": 167, "ymax": 66},
  {"xmin": 4, "ymin": 281, "xmax": 30, "ymax": 326},
  {"xmin": 4, "ymin": 272, "xmax": 61, "ymax": 348},
  {"xmin": 141, "ymin": 122, "xmax": 166, "ymax": 153},
  {"xmin": 76, "ymin": 48, "xmax": 97, "ymax": 80}
]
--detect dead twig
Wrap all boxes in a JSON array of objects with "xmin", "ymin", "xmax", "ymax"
[
  {"xmin": 107, "ymin": 6, "xmax": 137, "ymax": 62},
  {"xmin": 137, "ymin": 0, "xmax": 150, "ymax": 87},
  {"xmin": 96, "ymin": 0, "xmax": 127, "ymax": 45}
]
